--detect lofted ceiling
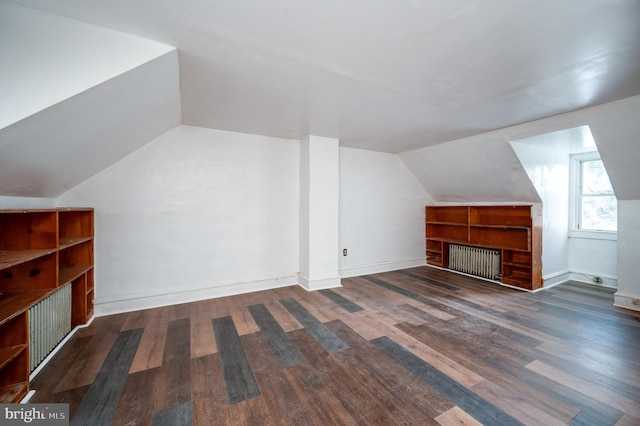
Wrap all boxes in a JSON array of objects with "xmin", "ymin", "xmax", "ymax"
[{"xmin": 6, "ymin": 0, "xmax": 640, "ymax": 154}]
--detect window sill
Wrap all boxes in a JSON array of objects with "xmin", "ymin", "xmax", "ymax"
[{"xmin": 569, "ymin": 230, "xmax": 617, "ymax": 241}]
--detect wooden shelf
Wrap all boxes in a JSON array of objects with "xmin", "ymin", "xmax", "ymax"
[
  {"xmin": 59, "ymin": 265, "xmax": 93, "ymax": 286},
  {"xmin": 0, "ymin": 345, "xmax": 27, "ymax": 370},
  {"xmin": 0, "ymin": 208, "xmax": 94, "ymax": 403},
  {"xmin": 0, "ymin": 382, "xmax": 28, "ymax": 404},
  {"xmin": 469, "ymin": 226, "xmax": 530, "ymax": 251},
  {"xmin": 426, "ymin": 205, "xmax": 542, "ymax": 290},
  {"xmin": 503, "ymin": 261, "xmax": 531, "ymax": 269},
  {"xmin": 426, "ymin": 206, "xmax": 468, "ymax": 224},
  {"xmin": 59, "ymin": 236, "xmax": 93, "ymax": 251},
  {"xmin": 502, "ymin": 275, "xmax": 533, "ymax": 287},
  {"xmin": 0, "ymin": 291, "xmax": 53, "ymax": 326},
  {"xmin": 0, "ymin": 248, "xmax": 57, "ymax": 270}
]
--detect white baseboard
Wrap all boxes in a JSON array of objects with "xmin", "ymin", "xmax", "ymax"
[
  {"xmin": 569, "ymin": 271, "xmax": 617, "ymax": 288},
  {"xmin": 613, "ymin": 291, "xmax": 640, "ymax": 312},
  {"xmin": 340, "ymin": 258, "xmax": 426, "ymax": 278},
  {"xmin": 94, "ymin": 274, "xmax": 298, "ymax": 316},
  {"xmin": 298, "ymin": 273, "xmax": 342, "ymax": 291},
  {"xmin": 28, "ymin": 315, "xmax": 96, "ymax": 383},
  {"xmin": 542, "ymin": 270, "xmax": 571, "ymax": 288}
]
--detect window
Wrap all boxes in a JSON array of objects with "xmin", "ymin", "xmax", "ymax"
[{"xmin": 570, "ymin": 152, "xmax": 617, "ymax": 233}]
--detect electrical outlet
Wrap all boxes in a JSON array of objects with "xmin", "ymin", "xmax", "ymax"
[
  {"xmin": 593, "ymin": 276, "xmax": 603, "ymax": 284},
  {"xmin": 343, "ymin": 249, "xmax": 348, "ymax": 256}
]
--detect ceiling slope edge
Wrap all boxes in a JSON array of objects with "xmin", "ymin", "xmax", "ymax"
[{"xmin": 0, "ymin": 1, "xmax": 175, "ymax": 130}]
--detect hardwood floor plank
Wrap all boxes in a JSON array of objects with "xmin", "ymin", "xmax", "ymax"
[
  {"xmin": 526, "ymin": 360, "xmax": 640, "ymax": 418},
  {"xmin": 614, "ymin": 413, "xmax": 640, "ymax": 426},
  {"xmin": 212, "ymin": 316, "xmax": 261, "ymax": 405},
  {"xmin": 241, "ymin": 332, "xmax": 315, "ymax": 425},
  {"xmin": 229, "ymin": 295, "xmax": 261, "ymax": 336},
  {"xmin": 435, "ymin": 406, "xmax": 483, "ymax": 426},
  {"xmin": 340, "ymin": 310, "xmax": 484, "ymax": 388},
  {"xmin": 372, "ymin": 335, "xmax": 524, "ymax": 426},
  {"xmin": 398, "ymin": 315, "xmax": 624, "ymax": 425},
  {"xmin": 469, "ymin": 379, "xmax": 566, "ymax": 426},
  {"xmin": 399, "ymin": 302, "xmax": 543, "ymax": 349},
  {"xmin": 363, "ymin": 274, "xmax": 422, "ymax": 299},
  {"xmin": 286, "ymin": 289, "xmax": 340, "ymax": 323},
  {"xmin": 110, "ymin": 368, "xmax": 158, "ymax": 426},
  {"xmin": 129, "ymin": 312, "xmax": 168, "ymax": 373},
  {"xmin": 191, "ymin": 397, "xmax": 231, "ymax": 426},
  {"xmin": 54, "ymin": 314, "xmax": 129, "ymax": 393},
  {"xmin": 27, "ymin": 266, "xmax": 640, "ymax": 425},
  {"xmin": 30, "ymin": 335, "xmax": 93, "ymax": 396},
  {"xmin": 289, "ymin": 328, "xmax": 403, "ymax": 425},
  {"xmin": 190, "ymin": 316, "xmax": 217, "ymax": 358},
  {"xmin": 71, "ymin": 328, "xmax": 143, "ymax": 426},
  {"xmin": 403, "ymin": 300, "xmax": 458, "ymax": 321},
  {"xmin": 191, "ymin": 353, "xmax": 232, "ymax": 425},
  {"xmin": 318, "ymin": 288, "xmax": 364, "ymax": 312},
  {"xmin": 397, "ymin": 268, "xmax": 461, "ymax": 292},
  {"xmin": 263, "ymin": 298, "xmax": 304, "ymax": 332},
  {"xmin": 247, "ymin": 303, "xmax": 307, "ymax": 368},
  {"xmin": 32, "ymin": 385, "xmax": 90, "ymax": 420},
  {"xmin": 328, "ymin": 320, "xmax": 447, "ymax": 425},
  {"xmin": 284, "ymin": 363, "xmax": 358, "ymax": 425},
  {"xmin": 191, "ymin": 354, "xmax": 223, "ymax": 400},
  {"xmin": 154, "ymin": 318, "xmax": 191, "ymax": 412},
  {"xmin": 535, "ymin": 339, "xmax": 640, "ymax": 389},
  {"xmin": 280, "ymin": 297, "xmax": 348, "ymax": 353},
  {"xmin": 327, "ymin": 319, "xmax": 451, "ymax": 422},
  {"xmin": 190, "ymin": 300, "xmax": 218, "ymax": 358},
  {"xmin": 151, "ymin": 401, "xmax": 192, "ymax": 426},
  {"xmin": 395, "ymin": 321, "xmax": 583, "ymax": 423},
  {"xmin": 243, "ymin": 395, "xmax": 276, "ymax": 425},
  {"xmin": 338, "ymin": 309, "xmax": 386, "ymax": 340}
]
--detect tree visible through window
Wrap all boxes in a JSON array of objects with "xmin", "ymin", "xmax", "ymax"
[{"xmin": 576, "ymin": 156, "xmax": 617, "ymax": 232}]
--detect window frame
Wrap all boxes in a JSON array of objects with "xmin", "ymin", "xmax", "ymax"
[{"xmin": 569, "ymin": 152, "xmax": 617, "ymax": 240}]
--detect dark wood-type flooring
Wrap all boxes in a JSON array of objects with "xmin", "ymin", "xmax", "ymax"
[{"xmin": 30, "ymin": 267, "xmax": 640, "ymax": 425}]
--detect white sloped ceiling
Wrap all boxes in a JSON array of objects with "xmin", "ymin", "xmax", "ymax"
[{"xmin": 0, "ymin": 3, "xmax": 180, "ymax": 197}]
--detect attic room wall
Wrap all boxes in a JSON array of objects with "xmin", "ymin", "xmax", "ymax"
[
  {"xmin": 587, "ymin": 96, "xmax": 640, "ymax": 311},
  {"xmin": 57, "ymin": 125, "xmax": 301, "ymax": 315},
  {"xmin": 509, "ymin": 142, "xmax": 571, "ymax": 286},
  {"xmin": 55, "ymin": 126, "xmax": 432, "ymax": 314},
  {"xmin": 339, "ymin": 147, "xmax": 431, "ymax": 276},
  {"xmin": 0, "ymin": 196, "xmax": 56, "ymax": 209},
  {"xmin": 0, "ymin": 3, "xmax": 180, "ymax": 198},
  {"xmin": 400, "ymin": 95, "xmax": 640, "ymax": 311}
]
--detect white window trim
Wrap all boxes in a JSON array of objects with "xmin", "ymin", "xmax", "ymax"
[{"xmin": 569, "ymin": 151, "xmax": 617, "ymax": 240}]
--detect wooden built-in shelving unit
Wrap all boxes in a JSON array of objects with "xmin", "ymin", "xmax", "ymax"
[
  {"xmin": 425, "ymin": 205, "xmax": 542, "ymax": 291},
  {"xmin": 0, "ymin": 208, "xmax": 94, "ymax": 403}
]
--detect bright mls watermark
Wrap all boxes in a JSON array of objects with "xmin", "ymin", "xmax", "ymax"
[{"xmin": 1, "ymin": 404, "xmax": 68, "ymax": 425}]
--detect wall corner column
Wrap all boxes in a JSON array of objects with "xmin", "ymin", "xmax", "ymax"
[{"xmin": 299, "ymin": 135, "xmax": 341, "ymax": 290}]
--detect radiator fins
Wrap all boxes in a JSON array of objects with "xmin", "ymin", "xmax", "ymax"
[
  {"xmin": 28, "ymin": 285, "xmax": 72, "ymax": 372},
  {"xmin": 449, "ymin": 244, "xmax": 501, "ymax": 280}
]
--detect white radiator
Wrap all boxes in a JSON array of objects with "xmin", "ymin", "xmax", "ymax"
[
  {"xmin": 28, "ymin": 285, "xmax": 72, "ymax": 372},
  {"xmin": 449, "ymin": 244, "xmax": 501, "ymax": 280}
]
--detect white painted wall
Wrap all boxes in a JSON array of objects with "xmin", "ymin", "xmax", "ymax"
[
  {"xmin": 0, "ymin": 50, "xmax": 181, "ymax": 197},
  {"xmin": 400, "ymin": 137, "xmax": 541, "ymax": 203},
  {"xmin": 298, "ymin": 136, "xmax": 341, "ymax": 290},
  {"xmin": 57, "ymin": 126, "xmax": 300, "ymax": 315},
  {"xmin": 510, "ymin": 126, "xmax": 618, "ymax": 287},
  {"xmin": 0, "ymin": 196, "xmax": 56, "ymax": 209},
  {"xmin": 615, "ymin": 200, "xmax": 640, "ymax": 310},
  {"xmin": 401, "ymin": 95, "xmax": 640, "ymax": 308},
  {"xmin": 339, "ymin": 147, "xmax": 431, "ymax": 277},
  {"xmin": 568, "ymin": 237, "xmax": 617, "ymax": 286},
  {"xmin": 509, "ymin": 142, "xmax": 570, "ymax": 286}
]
